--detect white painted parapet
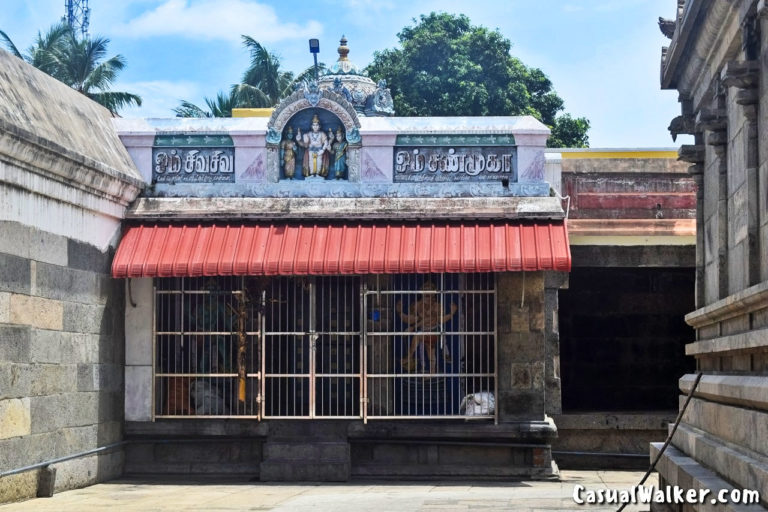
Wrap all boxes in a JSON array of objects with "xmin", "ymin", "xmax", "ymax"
[{"xmin": 0, "ymin": 51, "xmax": 143, "ymax": 251}]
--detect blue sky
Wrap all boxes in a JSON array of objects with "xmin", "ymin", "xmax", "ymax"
[{"xmin": 0, "ymin": 0, "xmax": 690, "ymax": 148}]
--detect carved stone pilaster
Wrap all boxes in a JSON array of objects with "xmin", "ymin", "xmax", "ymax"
[
  {"xmin": 678, "ymin": 145, "xmax": 705, "ymax": 164},
  {"xmin": 679, "ymin": 95, "xmax": 693, "ymax": 116},
  {"xmin": 695, "ymin": 108, "xmax": 726, "ymax": 131},
  {"xmin": 706, "ymin": 132, "xmax": 727, "ymax": 147},
  {"xmin": 347, "ymin": 148, "xmax": 361, "ymax": 182},
  {"xmin": 695, "ymin": 107, "xmax": 727, "ymax": 155},
  {"xmin": 720, "ymin": 61, "xmax": 759, "ymax": 89},
  {"xmin": 711, "ymin": 139, "xmax": 727, "ymax": 158},
  {"xmin": 721, "ymin": 61, "xmax": 759, "ymax": 111},
  {"xmin": 737, "ymin": 89, "xmax": 759, "ymax": 108},
  {"xmin": 691, "ymin": 170, "xmax": 705, "ymax": 309},
  {"xmin": 687, "ymin": 163, "xmax": 704, "ymax": 176},
  {"xmin": 266, "ymin": 147, "xmax": 280, "ymax": 183},
  {"xmin": 742, "ymin": 13, "xmax": 760, "ymax": 60}
]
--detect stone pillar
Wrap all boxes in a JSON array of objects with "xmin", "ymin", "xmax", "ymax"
[
  {"xmin": 721, "ymin": 60, "xmax": 761, "ymax": 288},
  {"xmin": 495, "ymin": 271, "xmax": 562, "ymax": 477},
  {"xmin": 691, "ymin": 168, "xmax": 705, "ymax": 309},
  {"xmin": 495, "ymin": 270, "xmax": 567, "ymax": 418},
  {"xmin": 125, "ymin": 278, "xmax": 153, "ymax": 422},
  {"xmin": 544, "ymin": 272, "xmax": 568, "ymax": 415},
  {"xmin": 496, "ymin": 272, "xmax": 547, "ymax": 421},
  {"xmin": 697, "ymin": 102, "xmax": 729, "ymax": 299}
]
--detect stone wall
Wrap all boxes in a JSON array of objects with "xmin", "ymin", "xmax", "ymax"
[
  {"xmin": 0, "ymin": 223, "xmax": 125, "ymax": 502},
  {"xmin": 560, "ymin": 153, "xmax": 695, "ymax": 220},
  {"xmin": 0, "ymin": 50, "xmax": 142, "ymax": 503},
  {"xmin": 496, "ymin": 272, "xmax": 566, "ymax": 421},
  {"xmin": 656, "ymin": 0, "xmax": 768, "ymax": 509}
]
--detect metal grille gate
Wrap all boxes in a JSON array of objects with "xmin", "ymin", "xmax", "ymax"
[
  {"xmin": 363, "ymin": 273, "xmax": 497, "ymax": 420},
  {"xmin": 263, "ymin": 276, "xmax": 361, "ymax": 418},
  {"xmin": 155, "ymin": 276, "xmax": 261, "ymax": 418},
  {"xmin": 153, "ymin": 274, "xmax": 496, "ymax": 420}
]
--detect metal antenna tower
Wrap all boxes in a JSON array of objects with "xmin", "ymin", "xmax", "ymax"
[{"xmin": 64, "ymin": 0, "xmax": 91, "ymax": 39}]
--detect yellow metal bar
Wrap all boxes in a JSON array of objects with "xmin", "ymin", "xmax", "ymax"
[{"xmin": 231, "ymin": 108, "xmax": 274, "ymax": 118}]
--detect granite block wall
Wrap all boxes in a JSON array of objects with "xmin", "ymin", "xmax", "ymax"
[{"xmin": 0, "ymin": 221, "xmax": 125, "ymax": 503}]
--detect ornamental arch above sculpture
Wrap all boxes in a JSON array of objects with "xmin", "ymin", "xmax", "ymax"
[{"xmin": 266, "ymin": 84, "xmax": 362, "ymax": 182}]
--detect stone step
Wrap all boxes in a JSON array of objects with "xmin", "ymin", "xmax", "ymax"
[
  {"xmin": 266, "ymin": 421, "xmax": 350, "ymax": 439},
  {"xmin": 263, "ymin": 441, "xmax": 350, "ymax": 461},
  {"xmin": 259, "ymin": 461, "xmax": 350, "ymax": 482},
  {"xmin": 353, "ymin": 463, "xmax": 558, "ymax": 479}
]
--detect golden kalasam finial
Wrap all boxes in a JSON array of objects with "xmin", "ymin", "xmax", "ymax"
[{"xmin": 337, "ymin": 35, "xmax": 349, "ymax": 62}]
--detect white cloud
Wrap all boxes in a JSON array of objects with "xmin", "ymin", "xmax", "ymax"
[
  {"xmin": 113, "ymin": 0, "xmax": 323, "ymax": 43},
  {"xmin": 115, "ymin": 80, "xmax": 202, "ymax": 118},
  {"xmin": 342, "ymin": 0, "xmax": 396, "ymax": 11}
]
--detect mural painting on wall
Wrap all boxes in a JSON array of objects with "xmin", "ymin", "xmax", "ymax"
[
  {"xmin": 365, "ymin": 274, "xmax": 493, "ymax": 416},
  {"xmin": 280, "ymin": 110, "xmax": 348, "ymax": 180}
]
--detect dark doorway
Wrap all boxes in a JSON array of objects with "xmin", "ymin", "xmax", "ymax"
[{"xmin": 559, "ymin": 267, "xmax": 695, "ymax": 411}]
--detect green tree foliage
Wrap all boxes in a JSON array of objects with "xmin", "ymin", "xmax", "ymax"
[
  {"xmin": 231, "ymin": 37, "xmax": 297, "ymax": 108},
  {"xmin": 173, "ymin": 91, "xmax": 236, "ymax": 118},
  {"xmin": 548, "ymin": 114, "xmax": 590, "ymax": 148},
  {"xmin": 0, "ymin": 22, "xmax": 141, "ymax": 115},
  {"xmin": 366, "ymin": 13, "xmax": 589, "ymax": 148}
]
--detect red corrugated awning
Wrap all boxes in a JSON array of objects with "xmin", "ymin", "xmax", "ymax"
[{"xmin": 111, "ymin": 222, "xmax": 571, "ymax": 278}]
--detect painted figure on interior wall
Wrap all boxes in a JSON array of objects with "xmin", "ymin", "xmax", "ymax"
[
  {"xmin": 330, "ymin": 127, "xmax": 348, "ymax": 180},
  {"xmin": 279, "ymin": 126, "xmax": 297, "ymax": 179},
  {"xmin": 296, "ymin": 114, "xmax": 331, "ymax": 177},
  {"xmin": 396, "ymin": 281, "xmax": 457, "ymax": 373}
]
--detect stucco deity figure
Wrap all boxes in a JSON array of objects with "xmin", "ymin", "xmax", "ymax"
[
  {"xmin": 296, "ymin": 114, "xmax": 331, "ymax": 177},
  {"xmin": 330, "ymin": 127, "xmax": 348, "ymax": 180},
  {"xmin": 279, "ymin": 126, "xmax": 297, "ymax": 179},
  {"xmin": 395, "ymin": 281, "xmax": 457, "ymax": 373}
]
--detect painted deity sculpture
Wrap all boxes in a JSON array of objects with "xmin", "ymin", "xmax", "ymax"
[
  {"xmin": 279, "ymin": 126, "xmax": 297, "ymax": 179},
  {"xmin": 395, "ymin": 281, "xmax": 457, "ymax": 373},
  {"xmin": 296, "ymin": 114, "xmax": 331, "ymax": 178},
  {"xmin": 330, "ymin": 127, "xmax": 348, "ymax": 180}
]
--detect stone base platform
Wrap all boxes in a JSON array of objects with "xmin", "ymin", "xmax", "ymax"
[
  {"xmin": 125, "ymin": 419, "xmax": 559, "ymax": 481},
  {"xmin": 552, "ymin": 411, "xmax": 674, "ymax": 470}
]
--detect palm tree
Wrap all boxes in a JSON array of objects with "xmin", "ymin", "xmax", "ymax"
[
  {"xmin": 231, "ymin": 37, "xmax": 326, "ymax": 109},
  {"xmin": 0, "ymin": 22, "xmax": 70, "ymax": 76},
  {"xmin": 231, "ymin": 36, "xmax": 296, "ymax": 108},
  {"xmin": 0, "ymin": 22, "xmax": 141, "ymax": 115},
  {"xmin": 173, "ymin": 91, "xmax": 235, "ymax": 118},
  {"xmin": 173, "ymin": 37, "xmax": 325, "ymax": 117},
  {"xmin": 56, "ymin": 33, "xmax": 142, "ymax": 114}
]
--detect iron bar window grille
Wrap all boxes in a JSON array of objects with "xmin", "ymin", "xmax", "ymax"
[{"xmin": 153, "ymin": 274, "xmax": 496, "ymax": 420}]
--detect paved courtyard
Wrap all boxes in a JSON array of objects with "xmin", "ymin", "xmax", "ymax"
[{"xmin": 0, "ymin": 470, "xmax": 654, "ymax": 511}]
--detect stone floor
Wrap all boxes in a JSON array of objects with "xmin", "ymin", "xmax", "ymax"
[{"xmin": 0, "ymin": 470, "xmax": 655, "ymax": 511}]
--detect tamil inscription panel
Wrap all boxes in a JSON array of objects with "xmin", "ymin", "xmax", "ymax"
[
  {"xmin": 393, "ymin": 134, "xmax": 516, "ymax": 183},
  {"xmin": 152, "ymin": 134, "xmax": 235, "ymax": 184},
  {"xmin": 394, "ymin": 147, "xmax": 516, "ymax": 183}
]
